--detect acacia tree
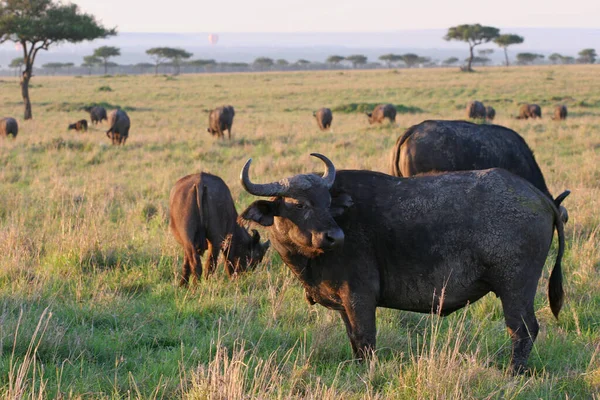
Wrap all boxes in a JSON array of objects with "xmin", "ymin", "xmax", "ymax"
[
  {"xmin": 326, "ymin": 55, "xmax": 345, "ymax": 66},
  {"xmin": 444, "ymin": 24, "xmax": 500, "ymax": 72},
  {"xmin": 493, "ymin": 34, "xmax": 524, "ymax": 66},
  {"xmin": 345, "ymin": 54, "xmax": 367, "ymax": 68},
  {"xmin": 516, "ymin": 53, "xmax": 544, "ymax": 65},
  {"xmin": 443, "ymin": 57, "xmax": 459, "ymax": 66},
  {"xmin": 578, "ymin": 48, "xmax": 597, "ymax": 64},
  {"xmin": 93, "ymin": 46, "xmax": 120, "ymax": 74},
  {"xmin": 82, "ymin": 55, "xmax": 101, "ymax": 75},
  {"xmin": 9, "ymin": 56, "xmax": 23, "ymax": 76},
  {"xmin": 146, "ymin": 47, "xmax": 192, "ymax": 75},
  {"xmin": 146, "ymin": 47, "xmax": 169, "ymax": 75},
  {"xmin": 276, "ymin": 59, "xmax": 289, "ymax": 67},
  {"xmin": 401, "ymin": 53, "xmax": 429, "ymax": 68},
  {"xmin": 379, "ymin": 53, "xmax": 402, "ymax": 68},
  {"xmin": 0, "ymin": 0, "xmax": 115, "ymax": 120},
  {"xmin": 253, "ymin": 57, "xmax": 274, "ymax": 70},
  {"xmin": 42, "ymin": 62, "xmax": 63, "ymax": 75}
]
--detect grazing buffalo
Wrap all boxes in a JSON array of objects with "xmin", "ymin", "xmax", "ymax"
[
  {"xmin": 389, "ymin": 120, "xmax": 569, "ymax": 222},
  {"xmin": 240, "ymin": 153, "xmax": 566, "ymax": 373},
  {"xmin": 517, "ymin": 104, "xmax": 542, "ymax": 119},
  {"xmin": 169, "ymin": 172, "xmax": 270, "ymax": 286},
  {"xmin": 68, "ymin": 119, "xmax": 88, "ymax": 132},
  {"xmin": 466, "ymin": 101, "xmax": 486, "ymax": 119},
  {"xmin": 0, "ymin": 117, "xmax": 18, "ymax": 138},
  {"xmin": 84, "ymin": 106, "xmax": 108, "ymax": 124},
  {"xmin": 552, "ymin": 105, "xmax": 568, "ymax": 120},
  {"xmin": 485, "ymin": 106, "xmax": 496, "ymax": 121},
  {"xmin": 106, "ymin": 110, "xmax": 130, "ymax": 145},
  {"xmin": 313, "ymin": 108, "xmax": 333, "ymax": 131},
  {"xmin": 207, "ymin": 105, "xmax": 235, "ymax": 140},
  {"xmin": 366, "ymin": 104, "xmax": 396, "ymax": 124}
]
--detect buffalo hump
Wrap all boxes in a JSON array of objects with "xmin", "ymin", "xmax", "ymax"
[{"xmin": 0, "ymin": 117, "xmax": 18, "ymax": 138}]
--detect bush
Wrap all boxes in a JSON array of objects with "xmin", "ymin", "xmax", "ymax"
[{"xmin": 97, "ymin": 86, "xmax": 113, "ymax": 92}]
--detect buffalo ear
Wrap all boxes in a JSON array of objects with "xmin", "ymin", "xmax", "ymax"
[
  {"xmin": 330, "ymin": 192, "xmax": 353, "ymax": 217},
  {"xmin": 240, "ymin": 200, "xmax": 277, "ymax": 226},
  {"xmin": 263, "ymin": 240, "xmax": 271, "ymax": 251},
  {"xmin": 251, "ymin": 229, "xmax": 260, "ymax": 244}
]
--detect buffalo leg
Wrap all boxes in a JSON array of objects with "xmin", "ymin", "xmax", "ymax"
[
  {"xmin": 179, "ymin": 247, "xmax": 195, "ymax": 286},
  {"xmin": 203, "ymin": 242, "xmax": 219, "ymax": 279},
  {"xmin": 501, "ymin": 292, "xmax": 539, "ymax": 374},
  {"xmin": 341, "ymin": 296, "xmax": 377, "ymax": 360}
]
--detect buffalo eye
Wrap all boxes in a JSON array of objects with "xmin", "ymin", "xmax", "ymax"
[{"xmin": 295, "ymin": 203, "xmax": 305, "ymax": 210}]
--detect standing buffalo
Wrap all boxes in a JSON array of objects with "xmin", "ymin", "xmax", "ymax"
[
  {"xmin": 552, "ymin": 105, "xmax": 568, "ymax": 120},
  {"xmin": 240, "ymin": 153, "xmax": 566, "ymax": 373},
  {"xmin": 68, "ymin": 119, "xmax": 88, "ymax": 132},
  {"xmin": 517, "ymin": 104, "xmax": 542, "ymax": 119},
  {"xmin": 84, "ymin": 106, "xmax": 108, "ymax": 124},
  {"xmin": 106, "ymin": 110, "xmax": 130, "ymax": 145},
  {"xmin": 0, "ymin": 117, "xmax": 18, "ymax": 138},
  {"xmin": 207, "ymin": 105, "xmax": 235, "ymax": 140},
  {"xmin": 466, "ymin": 101, "xmax": 486, "ymax": 119},
  {"xmin": 169, "ymin": 172, "xmax": 270, "ymax": 286},
  {"xmin": 366, "ymin": 104, "xmax": 396, "ymax": 124},
  {"xmin": 485, "ymin": 106, "xmax": 496, "ymax": 121},
  {"xmin": 389, "ymin": 120, "xmax": 569, "ymax": 222},
  {"xmin": 313, "ymin": 108, "xmax": 333, "ymax": 131}
]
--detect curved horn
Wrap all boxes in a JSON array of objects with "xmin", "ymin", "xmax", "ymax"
[
  {"xmin": 310, "ymin": 153, "xmax": 336, "ymax": 188},
  {"xmin": 240, "ymin": 158, "xmax": 288, "ymax": 197}
]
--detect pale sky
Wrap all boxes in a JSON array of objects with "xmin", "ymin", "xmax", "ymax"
[{"xmin": 74, "ymin": 0, "xmax": 599, "ymax": 32}]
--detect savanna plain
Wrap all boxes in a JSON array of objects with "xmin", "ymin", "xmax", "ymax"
[{"xmin": 0, "ymin": 65, "xmax": 599, "ymax": 399}]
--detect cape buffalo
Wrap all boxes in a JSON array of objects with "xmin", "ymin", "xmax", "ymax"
[
  {"xmin": 0, "ymin": 117, "xmax": 18, "ymax": 138},
  {"xmin": 389, "ymin": 120, "xmax": 569, "ymax": 223},
  {"xmin": 207, "ymin": 105, "xmax": 235, "ymax": 140},
  {"xmin": 517, "ymin": 104, "xmax": 542, "ymax": 119},
  {"xmin": 366, "ymin": 104, "xmax": 396, "ymax": 124},
  {"xmin": 466, "ymin": 101, "xmax": 486, "ymax": 119},
  {"xmin": 84, "ymin": 106, "xmax": 108, "ymax": 124},
  {"xmin": 68, "ymin": 119, "xmax": 88, "ymax": 132},
  {"xmin": 552, "ymin": 105, "xmax": 568, "ymax": 120},
  {"xmin": 169, "ymin": 172, "xmax": 270, "ymax": 286},
  {"xmin": 485, "ymin": 106, "xmax": 496, "ymax": 121},
  {"xmin": 240, "ymin": 153, "xmax": 566, "ymax": 373},
  {"xmin": 313, "ymin": 108, "xmax": 333, "ymax": 131},
  {"xmin": 106, "ymin": 110, "xmax": 130, "ymax": 145}
]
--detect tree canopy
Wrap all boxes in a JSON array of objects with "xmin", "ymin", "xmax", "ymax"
[
  {"xmin": 493, "ymin": 34, "xmax": 524, "ymax": 66},
  {"xmin": 276, "ymin": 59, "xmax": 289, "ymax": 66},
  {"xmin": 578, "ymin": 48, "xmax": 597, "ymax": 64},
  {"xmin": 326, "ymin": 55, "xmax": 345, "ymax": 65},
  {"xmin": 253, "ymin": 57, "xmax": 274, "ymax": 69},
  {"xmin": 93, "ymin": 46, "xmax": 120, "ymax": 74},
  {"xmin": 443, "ymin": 57, "xmax": 459, "ymax": 65},
  {"xmin": 444, "ymin": 24, "xmax": 500, "ymax": 71},
  {"xmin": 345, "ymin": 54, "xmax": 367, "ymax": 68},
  {"xmin": 0, "ymin": 0, "xmax": 116, "ymax": 119},
  {"xmin": 145, "ymin": 47, "xmax": 192, "ymax": 75},
  {"xmin": 516, "ymin": 53, "xmax": 544, "ymax": 65},
  {"xmin": 401, "ymin": 53, "xmax": 429, "ymax": 68},
  {"xmin": 378, "ymin": 54, "xmax": 403, "ymax": 67}
]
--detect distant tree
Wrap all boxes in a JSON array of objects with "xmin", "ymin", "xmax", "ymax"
[
  {"xmin": 444, "ymin": 24, "xmax": 500, "ymax": 72},
  {"xmin": 296, "ymin": 59, "xmax": 311, "ymax": 68},
  {"xmin": 326, "ymin": 55, "xmax": 345, "ymax": 65},
  {"xmin": 401, "ymin": 53, "xmax": 429, "ymax": 68},
  {"xmin": 42, "ymin": 62, "xmax": 64, "ymax": 75},
  {"xmin": 134, "ymin": 62, "xmax": 154, "ymax": 74},
  {"xmin": 345, "ymin": 54, "xmax": 368, "ymax": 68},
  {"xmin": 82, "ymin": 55, "xmax": 101, "ymax": 75},
  {"xmin": 276, "ymin": 59, "xmax": 289, "ymax": 66},
  {"xmin": 0, "ymin": 0, "xmax": 116, "ymax": 120},
  {"xmin": 493, "ymin": 34, "xmax": 524, "ymax": 66},
  {"xmin": 577, "ymin": 48, "xmax": 597, "ymax": 64},
  {"xmin": 146, "ymin": 47, "xmax": 170, "ymax": 75},
  {"xmin": 163, "ymin": 48, "xmax": 192, "ymax": 75},
  {"xmin": 478, "ymin": 49, "xmax": 494, "ymax": 56},
  {"xmin": 442, "ymin": 57, "xmax": 459, "ymax": 66},
  {"xmin": 378, "ymin": 53, "xmax": 402, "ymax": 68},
  {"xmin": 93, "ymin": 46, "xmax": 121, "ymax": 74},
  {"xmin": 548, "ymin": 53, "xmax": 563, "ymax": 64},
  {"xmin": 9, "ymin": 57, "xmax": 23, "ymax": 76},
  {"xmin": 63, "ymin": 62, "xmax": 74, "ymax": 74},
  {"xmin": 469, "ymin": 56, "xmax": 491, "ymax": 66},
  {"xmin": 562, "ymin": 56, "xmax": 575, "ymax": 64},
  {"xmin": 253, "ymin": 57, "xmax": 274, "ymax": 70},
  {"xmin": 516, "ymin": 53, "xmax": 544, "ymax": 65},
  {"xmin": 186, "ymin": 59, "xmax": 216, "ymax": 72}
]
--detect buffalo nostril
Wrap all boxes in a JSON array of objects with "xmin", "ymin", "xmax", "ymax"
[{"xmin": 325, "ymin": 229, "xmax": 345, "ymax": 247}]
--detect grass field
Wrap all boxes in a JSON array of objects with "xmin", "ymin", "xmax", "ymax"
[{"xmin": 0, "ymin": 65, "xmax": 599, "ymax": 398}]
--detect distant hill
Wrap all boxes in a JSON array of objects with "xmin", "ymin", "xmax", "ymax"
[{"xmin": 0, "ymin": 28, "xmax": 598, "ymax": 67}]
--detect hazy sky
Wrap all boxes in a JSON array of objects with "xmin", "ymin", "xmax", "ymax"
[{"xmin": 74, "ymin": 0, "xmax": 599, "ymax": 32}]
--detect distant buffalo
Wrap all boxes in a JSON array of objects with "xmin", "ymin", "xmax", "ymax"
[
  {"xmin": 552, "ymin": 105, "xmax": 568, "ymax": 121},
  {"xmin": 169, "ymin": 172, "xmax": 270, "ymax": 285},
  {"xmin": 0, "ymin": 117, "xmax": 18, "ymax": 138},
  {"xmin": 106, "ymin": 110, "xmax": 130, "ymax": 145},
  {"xmin": 313, "ymin": 108, "xmax": 333, "ymax": 130},
  {"xmin": 485, "ymin": 106, "xmax": 496, "ymax": 121},
  {"xmin": 466, "ymin": 100, "xmax": 486, "ymax": 119},
  {"xmin": 68, "ymin": 119, "xmax": 88, "ymax": 132},
  {"xmin": 84, "ymin": 106, "xmax": 108, "ymax": 124},
  {"xmin": 207, "ymin": 105, "xmax": 235, "ymax": 140},
  {"xmin": 366, "ymin": 104, "xmax": 396, "ymax": 124},
  {"xmin": 389, "ymin": 120, "xmax": 570, "ymax": 222},
  {"xmin": 517, "ymin": 104, "xmax": 542, "ymax": 119}
]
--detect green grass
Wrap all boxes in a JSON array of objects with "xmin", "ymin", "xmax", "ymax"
[{"xmin": 0, "ymin": 65, "xmax": 599, "ymax": 398}]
